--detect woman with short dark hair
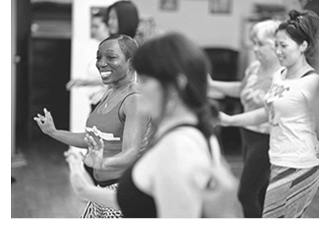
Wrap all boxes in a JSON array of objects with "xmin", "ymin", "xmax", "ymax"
[{"xmin": 35, "ymin": 34, "xmax": 150, "ymax": 218}]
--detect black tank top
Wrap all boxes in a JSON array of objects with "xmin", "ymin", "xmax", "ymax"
[
  {"xmin": 116, "ymin": 124, "xmax": 212, "ymax": 218},
  {"xmin": 117, "ymin": 160, "xmax": 157, "ymax": 218}
]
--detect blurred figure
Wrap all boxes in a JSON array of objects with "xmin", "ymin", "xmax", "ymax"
[
  {"xmin": 220, "ymin": 10, "xmax": 319, "ymax": 218},
  {"xmin": 302, "ymin": 0, "xmax": 319, "ymax": 72},
  {"xmin": 91, "ymin": 11, "xmax": 109, "ymax": 41},
  {"xmin": 107, "ymin": 1, "xmax": 139, "ymax": 38},
  {"xmin": 134, "ymin": 16, "xmax": 163, "ymax": 46},
  {"xmin": 35, "ymin": 35, "xmax": 150, "ymax": 218},
  {"xmin": 208, "ymin": 19, "xmax": 282, "ymax": 218},
  {"xmin": 64, "ymin": 32, "xmax": 241, "ymax": 218},
  {"xmin": 66, "ymin": 11, "xmax": 109, "ymax": 112}
]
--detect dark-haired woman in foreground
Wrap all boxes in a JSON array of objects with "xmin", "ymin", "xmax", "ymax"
[{"xmin": 65, "ymin": 32, "xmax": 240, "ymax": 218}]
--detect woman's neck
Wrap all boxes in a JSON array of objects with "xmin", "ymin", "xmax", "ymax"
[
  {"xmin": 286, "ymin": 57, "xmax": 311, "ymax": 80},
  {"xmin": 110, "ymin": 75, "xmax": 133, "ymax": 91},
  {"xmin": 155, "ymin": 104, "xmax": 198, "ymax": 138}
]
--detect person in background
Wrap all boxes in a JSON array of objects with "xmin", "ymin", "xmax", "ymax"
[
  {"xmin": 34, "ymin": 34, "xmax": 150, "ymax": 218},
  {"xmin": 220, "ymin": 10, "xmax": 319, "ymax": 218},
  {"xmin": 207, "ymin": 19, "xmax": 282, "ymax": 218},
  {"xmin": 66, "ymin": 0, "xmax": 141, "ymax": 108},
  {"xmin": 134, "ymin": 16, "xmax": 163, "ymax": 46},
  {"xmin": 302, "ymin": 0, "xmax": 319, "ymax": 73},
  {"xmin": 66, "ymin": 11, "xmax": 109, "ymax": 112},
  {"xmin": 107, "ymin": 1, "xmax": 139, "ymax": 38},
  {"xmin": 64, "ymin": 32, "xmax": 241, "ymax": 218}
]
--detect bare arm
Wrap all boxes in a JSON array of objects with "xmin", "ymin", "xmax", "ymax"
[
  {"xmin": 315, "ymin": 100, "xmax": 319, "ymax": 139},
  {"xmin": 65, "ymin": 151, "xmax": 119, "ymax": 209},
  {"xmin": 84, "ymin": 94, "xmax": 150, "ymax": 175},
  {"xmin": 219, "ymin": 107, "xmax": 268, "ymax": 127},
  {"xmin": 306, "ymin": 74, "xmax": 319, "ymax": 139},
  {"xmin": 33, "ymin": 108, "xmax": 87, "ymax": 148},
  {"xmin": 66, "ymin": 79, "xmax": 104, "ymax": 90},
  {"xmin": 207, "ymin": 78, "xmax": 242, "ymax": 98}
]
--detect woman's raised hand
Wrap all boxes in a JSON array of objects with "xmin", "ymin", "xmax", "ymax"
[
  {"xmin": 33, "ymin": 108, "xmax": 56, "ymax": 135},
  {"xmin": 83, "ymin": 134, "xmax": 104, "ymax": 167},
  {"xmin": 64, "ymin": 150, "xmax": 85, "ymax": 171}
]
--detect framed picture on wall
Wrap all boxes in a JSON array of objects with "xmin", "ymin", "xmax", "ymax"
[
  {"xmin": 90, "ymin": 7, "xmax": 108, "ymax": 39},
  {"xmin": 209, "ymin": 0, "xmax": 232, "ymax": 14},
  {"xmin": 159, "ymin": 0, "xmax": 178, "ymax": 11}
]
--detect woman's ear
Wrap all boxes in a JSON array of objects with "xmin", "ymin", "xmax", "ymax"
[
  {"xmin": 126, "ymin": 58, "xmax": 137, "ymax": 81},
  {"xmin": 177, "ymin": 73, "xmax": 188, "ymax": 90},
  {"xmin": 127, "ymin": 58, "xmax": 132, "ymax": 68},
  {"xmin": 126, "ymin": 58, "xmax": 133, "ymax": 73},
  {"xmin": 300, "ymin": 40, "xmax": 308, "ymax": 53}
]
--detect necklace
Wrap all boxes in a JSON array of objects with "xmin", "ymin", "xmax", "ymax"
[{"xmin": 104, "ymin": 83, "xmax": 132, "ymax": 108}]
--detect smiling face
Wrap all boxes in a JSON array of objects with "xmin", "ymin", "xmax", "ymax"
[
  {"xmin": 275, "ymin": 30, "xmax": 304, "ymax": 68},
  {"xmin": 108, "ymin": 8, "xmax": 119, "ymax": 35},
  {"xmin": 96, "ymin": 39, "xmax": 129, "ymax": 85}
]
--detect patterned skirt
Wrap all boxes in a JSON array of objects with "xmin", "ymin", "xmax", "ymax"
[
  {"xmin": 262, "ymin": 165, "xmax": 319, "ymax": 218},
  {"xmin": 81, "ymin": 183, "xmax": 123, "ymax": 218}
]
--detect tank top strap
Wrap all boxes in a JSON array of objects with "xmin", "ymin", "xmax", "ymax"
[
  {"xmin": 301, "ymin": 70, "xmax": 317, "ymax": 78},
  {"xmin": 118, "ymin": 91, "xmax": 139, "ymax": 124}
]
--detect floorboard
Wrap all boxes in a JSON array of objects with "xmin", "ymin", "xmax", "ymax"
[{"xmin": 11, "ymin": 139, "xmax": 318, "ymax": 218}]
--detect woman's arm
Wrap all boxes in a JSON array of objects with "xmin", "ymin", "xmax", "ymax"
[
  {"xmin": 65, "ymin": 151, "xmax": 119, "ymax": 209},
  {"xmin": 34, "ymin": 108, "xmax": 87, "ymax": 148},
  {"xmin": 207, "ymin": 76, "xmax": 242, "ymax": 98},
  {"xmin": 304, "ymin": 74, "xmax": 319, "ymax": 138},
  {"xmin": 219, "ymin": 107, "xmax": 268, "ymax": 127},
  {"xmin": 84, "ymin": 94, "xmax": 150, "ymax": 175},
  {"xmin": 66, "ymin": 79, "xmax": 103, "ymax": 90}
]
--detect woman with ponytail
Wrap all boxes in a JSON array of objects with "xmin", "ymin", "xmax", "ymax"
[
  {"xmin": 64, "ymin": 32, "xmax": 241, "ymax": 218},
  {"xmin": 220, "ymin": 10, "xmax": 319, "ymax": 218}
]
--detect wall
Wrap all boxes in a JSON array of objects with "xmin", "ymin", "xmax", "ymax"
[
  {"xmin": 70, "ymin": 0, "xmax": 117, "ymax": 153},
  {"xmin": 132, "ymin": 0, "xmax": 283, "ymax": 49},
  {"xmin": 12, "ymin": 0, "xmax": 17, "ymax": 156}
]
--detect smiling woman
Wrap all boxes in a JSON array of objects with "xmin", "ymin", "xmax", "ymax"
[
  {"xmin": 34, "ymin": 34, "xmax": 151, "ymax": 218},
  {"xmin": 219, "ymin": 10, "xmax": 319, "ymax": 218}
]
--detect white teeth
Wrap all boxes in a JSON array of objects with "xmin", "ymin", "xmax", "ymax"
[{"xmin": 100, "ymin": 71, "xmax": 111, "ymax": 78}]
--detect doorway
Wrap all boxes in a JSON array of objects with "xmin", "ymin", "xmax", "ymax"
[{"xmin": 13, "ymin": 0, "xmax": 72, "ymax": 151}]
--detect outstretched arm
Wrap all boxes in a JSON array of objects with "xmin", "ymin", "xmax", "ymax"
[
  {"xmin": 207, "ymin": 75, "xmax": 242, "ymax": 98},
  {"xmin": 66, "ymin": 79, "xmax": 104, "ymax": 90},
  {"xmin": 84, "ymin": 94, "xmax": 150, "ymax": 176},
  {"xmin": 34, "ymin": 108, "xmax": 87, "ymax": 148},
  {"xmin": 65, "ymin": 151, "xmax": 119, "ymax": 209},
  {"xmin": 219, "ymin": 107, "xmax": 268, "ymax": 127}
]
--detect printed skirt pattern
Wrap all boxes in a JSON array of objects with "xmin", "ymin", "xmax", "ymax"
[
  {"xmin": 81, "ymin": 183, "xmax": 123, "ymax": 218},
  {"xmin": 263, "ymin": 165, "xmax": 319, "ymax": 218}
]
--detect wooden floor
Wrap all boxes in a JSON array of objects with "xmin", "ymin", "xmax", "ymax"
[
  {"xmin": 11, "ymin": 138, "xmax": 86, "ymax": 218},
  {"xmin": 11, "ymin": 138, "xmax": 319, "ymax": 218}
]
